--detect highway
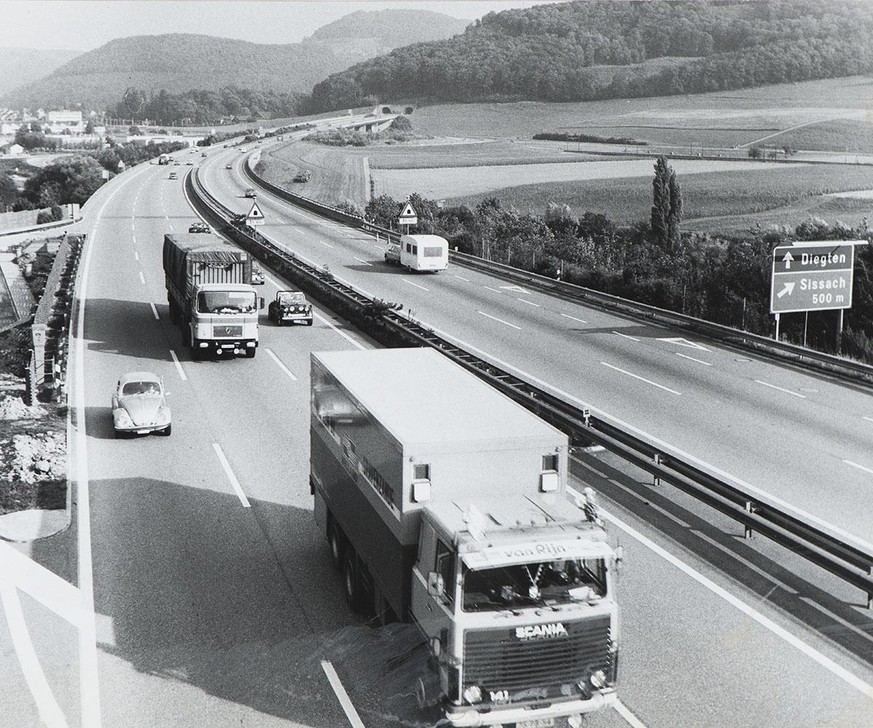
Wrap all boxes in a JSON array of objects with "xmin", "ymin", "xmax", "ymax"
[{"xmin": 2, "ymin": 146, "xmax": 872, "ymax": 728}]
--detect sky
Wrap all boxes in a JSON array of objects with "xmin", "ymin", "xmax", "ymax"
[{"xmin": 0, "ymin": 1, "xmax": 557, "ymax": 51}]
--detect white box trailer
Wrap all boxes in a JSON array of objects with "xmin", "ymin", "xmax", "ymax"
[{"xmin": 310, "ymin": 347, "xmax": 619, "ymax": 727}]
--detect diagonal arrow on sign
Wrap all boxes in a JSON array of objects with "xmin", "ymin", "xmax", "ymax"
[{"xmin": 776, "ymin": 281, "xmax": 795, "ymax": 298}]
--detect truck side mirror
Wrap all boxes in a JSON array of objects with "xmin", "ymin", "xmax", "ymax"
[
  {"xmin": 258, "ymin": 297, "xmax": 265, "ymax": 310},
  {"xmin": 613, "ymin": 546, "xmax": 624, "ymax": 573},
  {"xmin": 427, "ymin": 572, "xmax": 444, "ymax": 597}
]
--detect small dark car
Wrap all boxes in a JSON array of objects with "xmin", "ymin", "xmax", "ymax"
[{"xmin": 268, "ymin": 290, "xmax": 313, "ymax": 326}]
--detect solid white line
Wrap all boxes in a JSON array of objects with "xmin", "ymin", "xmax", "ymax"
[
  {"xmin": 316, "ymin": 313, "xmax": 366, "ymax": 350},
  {"xmin": 266, "ymin": 348, "xmax": 298, "ymax": 381},
  {"xmin": 321, "ymin": 660, "xmax": 367, "ymax": 728},
  {"xmin": 676, "ymin": 352, "xmax": 712, "ymax": 366},
  {"xmin": 403, "ymin": 278, "xmax": 429, "ymax": 291},
  {"xmin": 138, "ymin": 271, "xmax": 145, "ymax": 285},
  {"xmin": 353, "ymin": 257, "xmax": 372, "ymax": 266},
  {"xmin": 862, "ymin": 416, "xmax": 873, "ymax": 424},
  {"xmin": 614, "ymin": 699, "xmax": 648, "ymax": 728},
  {"xmin": 844, "ymin": 460, "xmax": 873, "ymax": 476},
  {"xmin": 601, "ymin": 361, "xmax": 681, "ymax": 395},
  {"xmin": 149, "ymin": 302, "xmax": 159, "ymax": 320},
  {"xmin": 755, "ymin": 380, "xmax": 807, "ymax": 399},
  {"xmin": 452, "ymin": 274, "xmax": 470, "ymax": 282},
  {"xmin": 560, "ymin": 313, "xmax": 588, "ymax": 324},
  {"xmin": 517, "ymin": 297, "xmax": 540, "ymax": 307},
  {"xmin": 212, "ymin": 443, "xmax": 251, "ymax": 508},
  {"xmin": 72, "ymin": 164, "xmax": 154, "ymax": 727},
  {"xmin": 0, "ymin": 582, "xmax": 70, "ymax": 728},
  {"xmin": 169, "ymin": 350, "xmax": 187, "ymax": 381},
  {"xmin": 478, "ymin": 310, "xmax": 521, "ymax": 330},
  {"xmin": 320, "ymin": 240, "xmax": 334, "ymax": 248},
  {"xmin": 578, "ymin": 490, "xmax": 873, "ymax": 699},
  {"xmin": 419, "ymin": 320, "xmax": 873, "ymax": 554},
  {"xmin": 613, "ymin": 330, "xmax": 640, "ymax": 342},
  {"xmin": 0, "ymin": 543, "xmax": 82, "ymax": 626}
]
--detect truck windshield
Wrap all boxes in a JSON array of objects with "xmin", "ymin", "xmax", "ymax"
[
  {"xmin": 197, "ymin": 291, "xmax": 256, "ymax": 313},
  {"xmin": 462, "ymin": 558, "xmax": 606, "ymax": 612}
]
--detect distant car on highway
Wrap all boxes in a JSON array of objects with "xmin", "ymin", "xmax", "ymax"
[
  {"xmin": 293, "ymin": 170, "xmax": 311, "ymax": 183},
  {"xmin": 384, "ymin": 243, "xmax": 400, "ymax": 264},
  {"xmin": 188, "ymin": 221, "xmax": 210, "ymax": 233},
  {"xmin": 173, "ymin": 161, "xmax": 181, "ymax": 166},
  {"xmin": 225, "ymin": 163, "xmax": 232, "ymax": 170},
  {"xmin": 186, "ymin": 160, "xmax": 194, "ymax": 166},
  {"xmin": 244, "ymin": 187, "xmax": 257, "ymax": 198},
  {"xmin": 240, "ymin": 148, "xmax": 247, "ymax": 153},
  {"xmin": 168, "ymin": 171, "xmax": 178, "ymax": 180},
  {"xmin": 251, "ymin": 262, "xmax": 265, "ymax": 285},
  {"xmin": 201, "ymin": 152, "xmax": 207, "ymax": 157},
  {"xmin": 111, "ymin": 371, "xmax": 171, "ymax": 438},
  {"xmin": 268, "ymin": 290, "xmax": 313, "ymax": 326}
]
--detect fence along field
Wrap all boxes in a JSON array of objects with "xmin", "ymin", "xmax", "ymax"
[{"xmin": 258, "ymin": 76, "xmax": 873, "ymax": 234}]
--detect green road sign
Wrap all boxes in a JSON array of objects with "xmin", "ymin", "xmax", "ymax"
[{"xmin": 770, "ymin": 241, "xmax": 857, "ymax": 314}]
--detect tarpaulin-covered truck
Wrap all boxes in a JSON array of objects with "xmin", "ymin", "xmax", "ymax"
[
  {"xmin": 162, "ymin": 233, "xmax": 264, "ymax": 359},
  {"xmin": 310, "ymin": 347, "xmax": 620, "ymax": 728}
]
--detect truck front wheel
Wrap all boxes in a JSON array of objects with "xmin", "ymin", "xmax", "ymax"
[{"xmin": 328, "ymin": 522, "xmax": 343, "ymax": 570}]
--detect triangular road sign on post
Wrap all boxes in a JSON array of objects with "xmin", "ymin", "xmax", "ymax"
[
  {"xmin": 398, "ymin": 201, "xmax": 417, "ymax": 229},
  {"xmin": 247, "ymin": 200, "xmax": 265, "ymax": 226}
]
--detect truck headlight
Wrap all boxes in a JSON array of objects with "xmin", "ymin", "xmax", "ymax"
[
  {"xmin": 462, "ymin": 685, "xmax": 482, "ymax": 704},
  {"xmin": 589, "ymin": 669, "xmax": 607, "ymax": 689}
]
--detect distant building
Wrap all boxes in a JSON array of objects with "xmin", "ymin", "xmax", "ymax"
[
  {"xmin": 6, "ymin": 143, "xmax": 25, "ymax": 156},
  {"xmin": 46, "ymin": 110, "xmax": 84, "ymax": 133}
]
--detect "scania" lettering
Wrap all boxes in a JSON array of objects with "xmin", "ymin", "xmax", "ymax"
[{"xmin": 515, "ymin": 623, "xmax": 568, "ymax": 640}]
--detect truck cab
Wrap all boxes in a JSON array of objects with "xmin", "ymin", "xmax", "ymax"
[{"xmin": 410, "ymin": 494, "xmax": 619, "ymax": 726}]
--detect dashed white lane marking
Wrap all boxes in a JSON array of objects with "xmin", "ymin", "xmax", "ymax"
[
  {"xmin": 844, "ymin": 460, "xmax": 873, "ymax": 476},
  {"xmin": 613, "ymin": 330, "xmax": 640, "ymax": 342},
  {"xmin": 863, "ymin": 416, "xmax": 873, "ymax": 424},
  {"xmin": 452, "ymin": 274, "xmax": 470, "ymax": 282},
  {"xmin": 316, "ymin": 313, "xmax": 366, "ymax": 350},
  {"xmin": 320, "ymin": 240, "xmax": 334, "ymax": 248},
  {"xmin": 478, "ymin": 310, "xmax": 521, "ymax": 330},
  {"xmin": 572, "ymin": 484, "xmax": 873, "ymax": 701},
  {"xmin": 755, "ymin": 380, "xmax": 807, "ymax": 399},
  {"xmin": 0, "ymin": 581, "xmax": 70, "ymax": 728},
  {"xmin": 134, "ymin": 251, "xmax": 139, "ymax": 261},
  {"xmin": 169, "ymin": 350, "xmax": 187, "ymax": 381},
  {"xmin": 676, "ymin": 352, "xmax": 712, "ymax": 366},
  {"xmin": 149, "ymin": 303, "xmax": 159, "ymax": 320},
  {"xmin": 139, "ymin": 271, "xmax": 145, "ymax": 285},
  {"xmin": 403, "ymin": 278, "xmax": 429, "ymax": 291},
  {"xmin": 353, "ymin": 257, "xmax": 372, "ymax": 266},
  {"xmin": 212, "ymin": 443, "xmax": 251, "ymax": 508},
  {"xmin": 561, "ymin": 313, "xmax": 588, "ymax": 324},
  {"xmin": 266, "ymin": 348, "xmax": 298, "ymax": 381},
  {"xmin": 321, "ymin": 660, "xmax": 367, "ymax": 728},
  {"xmin": 484, "ymin": 286, "xmax": 502, "ymax": 294},
  {"xmin": 517, "ymin": 297, "xmax": 540, "ymax": 307},
  {"xmin": 601, "ymin": 361, "xmax": 681, "ymax": 395}
]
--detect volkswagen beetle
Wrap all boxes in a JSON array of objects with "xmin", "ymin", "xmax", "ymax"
[{"xmin": 112, "ymin": 372, "xmax": 171, "ymax": 437}]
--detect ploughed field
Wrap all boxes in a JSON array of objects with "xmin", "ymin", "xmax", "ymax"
[{"xmin": 259, "ymin": 76, "xmax": 873, "ymax": 235}]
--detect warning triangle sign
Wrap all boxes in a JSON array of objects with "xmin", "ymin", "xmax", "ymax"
[
  {"xmin": 399, "ymin": 202, "xmax": 416, "ymax": 219},
  {"xmin": 247, "ymin": 201, "xmax": 265, "ymax": 225}
]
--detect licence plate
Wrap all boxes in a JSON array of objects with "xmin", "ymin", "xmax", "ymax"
[{"xmin": 518, "ymin": 720, "xmax": 555, "ymax": 728}]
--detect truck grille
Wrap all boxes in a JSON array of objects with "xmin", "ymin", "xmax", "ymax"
[
  {"xmin": 213, "ymin": 325, "xmax": 243, "ymax": 337},
  {"xmin": 463, "ymin": 616, "xmax": 612, "ymax": 695}
]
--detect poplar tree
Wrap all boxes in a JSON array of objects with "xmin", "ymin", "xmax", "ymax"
[{"xmin": 651, "ymin": 156, "xmax": 682, "ymax": 252}]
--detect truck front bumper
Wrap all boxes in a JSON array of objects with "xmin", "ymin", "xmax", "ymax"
[
  {"xmin": 199, "ymin": 339, "xmax": 257, "ymax": 355},
  {"xmin": 444, "ymin": 689, "xmax": 616, "ymax": 727}
]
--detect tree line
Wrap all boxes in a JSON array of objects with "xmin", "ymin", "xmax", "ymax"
[
  {"xmin": 363, "ymin": 158, "xmax": 873, "ymax": 363},
  {"xmin": 306, "ymin": 0, "xmax": 873, "ymax": 112}
]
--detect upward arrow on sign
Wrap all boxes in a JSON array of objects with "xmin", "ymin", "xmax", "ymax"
[{"xmin": 782, "ymin": 251, "xmax": 794, "ymax": 269}]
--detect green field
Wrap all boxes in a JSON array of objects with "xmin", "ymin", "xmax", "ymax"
[{"xmin": 258, "ymin": 76, "xmax": 873, "ymax": 234}]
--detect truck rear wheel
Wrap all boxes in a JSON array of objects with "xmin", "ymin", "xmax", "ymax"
[{"xmin": 343, "ymin": 551, "xmax": 364, "ymax": 612}]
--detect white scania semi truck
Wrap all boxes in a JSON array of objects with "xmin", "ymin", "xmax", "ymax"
[{"xmin": 310, "ymin": 347, "xmax": 620, "ymax": 728}]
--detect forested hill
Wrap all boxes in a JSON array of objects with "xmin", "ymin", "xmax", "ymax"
[{"xmin": 307, "ymin": 0, "xmax": 873, "ymax": 112}]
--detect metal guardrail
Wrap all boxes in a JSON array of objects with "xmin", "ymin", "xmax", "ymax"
[{"xmin": 189, "ymin": 167, "xmax": 873, "ymax": 607}]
